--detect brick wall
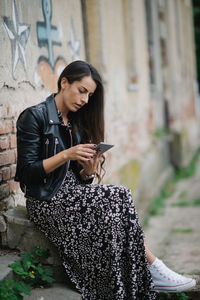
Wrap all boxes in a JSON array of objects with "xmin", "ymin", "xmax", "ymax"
[{"xmin": 0, "ymin": 104, "xmax": 20, "ymax": 210}]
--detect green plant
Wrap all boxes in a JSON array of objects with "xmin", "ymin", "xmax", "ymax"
[
  {"xmin": 158, "ymin": 292, "xmax": 189, "ymax": 300},
  {"xmin": 0, "ymin": 247, "xmax": 54, "ymax": 300},
  {"xmin": 0, "ymin": 279, "xmax": 31, "ymax": 300},
  {"xmin": 175, "ymin": 293, "xmax": 189, "ymax": 300},
  {"xmin": 9, "ymin": 247, "xmax": 54, "ymax": 286}
]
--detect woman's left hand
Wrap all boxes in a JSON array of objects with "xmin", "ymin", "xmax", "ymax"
[{"xmin": 78, "ymin": 152, "xmax": 102, "ymax": 176}]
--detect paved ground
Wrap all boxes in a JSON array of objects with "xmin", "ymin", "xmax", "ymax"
[
  {"xmin": 23, "ymin": 284, "xmax": 81, "ymax": 300},
  {"xmin": 145, "ymin": 155, "xmax": 200, "ymax": 291}
]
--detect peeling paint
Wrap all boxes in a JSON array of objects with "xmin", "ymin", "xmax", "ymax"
[
  {"xmin": 118, "ymin": 159, "xmax": 141, "ymax": 193},
  {"xmin": 181, "ymin": 129, "xmax": 188, "ymax": 140}
]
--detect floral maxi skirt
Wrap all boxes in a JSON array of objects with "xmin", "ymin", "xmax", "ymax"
[{"xmin": 26, "ymin": 170, "xmax": 157, "ymax": 300}]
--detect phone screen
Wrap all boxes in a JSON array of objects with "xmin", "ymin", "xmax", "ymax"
[{"xmin": 96, "ymin": 142, "xmax": 114, "ymax": 154}]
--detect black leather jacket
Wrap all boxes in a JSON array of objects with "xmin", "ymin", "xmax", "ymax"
[{"xmin": 15, "ymin": 94, "xmax": 87, "ymax": 201}]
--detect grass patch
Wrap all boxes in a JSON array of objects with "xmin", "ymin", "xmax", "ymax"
[
  {"xmin": 149, "ymin": 184, "xmax": 175, "ymax": 216},
  {"xmin": 171, "ymin": 198, "xmax": 200, "ymax": 207},
  {"xmin": 149, "ymin": 195, "xmax": 165, "ymax": 216},
  {"xmin": 171, "ymin": 201, "xmax": 191, "ymax": 207},
  {"xmin": 173, "ymin": 148, "xmax": 200, "ymax": 182},
  {"xmin": 171, "ymin": 228, "xmax": 194, "ymax": 233},
  {"xmin": 143, "ymin": 148, "xmax": 200, "ymax": 227},
  {"xmin": 178, "ymin": 191, "xmax": 187, "ymax": 199},
  {"xmin": 193, "ymin": 198, "xmax": 200, "ymax": 205}
]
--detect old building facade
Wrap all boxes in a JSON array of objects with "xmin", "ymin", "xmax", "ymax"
[{"xmin": 0, "ymin": 0, "xmax": 199, "ymax": 219}]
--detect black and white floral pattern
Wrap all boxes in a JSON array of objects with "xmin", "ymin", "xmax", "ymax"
[{"xmin": 26, "ymin": 170, "xmax": 157, "ymax": 300}]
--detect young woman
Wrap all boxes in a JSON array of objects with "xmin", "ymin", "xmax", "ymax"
[{"xmin": 15, "ymin": 60, "xmax": 195, "ymax": 300}]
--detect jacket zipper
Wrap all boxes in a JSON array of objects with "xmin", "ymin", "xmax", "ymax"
[
  {"xmin": 54, "ymin": 138, "xmax": 59, "ymax": 155},
  {"xmin": 45, "ymin": 138, "xmax": 49, "ymax": 158},
  {"xmin": 44, "ymin": 132, "xmax": 72, "ymax": 187},
  {"xmin": 44, "ymin": 138, "xmax": 49, "ymax": 183},
  {"xmin": 60, "ymin": 129, "xmax": 72, "ymax": 185}
]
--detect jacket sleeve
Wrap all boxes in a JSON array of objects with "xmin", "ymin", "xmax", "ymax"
[{"xmin": 16, "ymin": 107, "xmax": 47, "ymax": 185}]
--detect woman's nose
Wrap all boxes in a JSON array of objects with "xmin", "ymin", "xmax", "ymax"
[{"xmin": 81, "ymin": 94, "xmax": 89, "ymax": 104}]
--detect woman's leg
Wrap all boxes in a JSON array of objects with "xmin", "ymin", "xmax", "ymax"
[
  {"xmin": 144, "ymin": 242, "xmax": 196, "ymax": 292},
  {"xmin": 144, "ymin": 242, "xmax": 156, "ymax": 265}
]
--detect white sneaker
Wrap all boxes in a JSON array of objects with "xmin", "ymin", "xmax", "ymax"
[{"xmin": 149, "ymin": 258, "xmax": 196, "ymax": 292}]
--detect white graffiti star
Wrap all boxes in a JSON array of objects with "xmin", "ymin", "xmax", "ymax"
[{"xmin": 3, "ymin": 0, "xmax": 30, "ymax": 79}]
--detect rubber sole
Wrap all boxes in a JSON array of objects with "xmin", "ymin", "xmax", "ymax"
[{"xmin": 152, "ymin": 278, "xmax": 196, "ymax": 292}]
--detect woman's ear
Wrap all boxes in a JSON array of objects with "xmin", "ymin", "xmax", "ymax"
[{"xmin": 61, "ymin": 77, "xmax": 69, "ymax": 90}]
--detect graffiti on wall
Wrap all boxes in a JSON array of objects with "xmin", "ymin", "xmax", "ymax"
[
  {"xmin": 35, "ymin": 0, "xmax": 66, "ymax": 92},
  {"xmin": 67, "ymin": 18, "xmax": 81, "ymax": 61},
  {"xmin": 35, "ymin": 0, "xmax": 81, "ymax": 92},
  {"xmin": 3, "ymin": 0, "xmax": 30, "ymax": 79},
  {"xmin": 2, "ymin": 0, "xmax": 82, "ymax": 92},
  {"xmin": 37, "ymin": 0, "xmax": 62, "ymax": 69}
]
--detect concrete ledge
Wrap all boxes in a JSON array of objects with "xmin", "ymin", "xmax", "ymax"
[
  {"xmin": 3, "ymin": 206, "xmax": 61, "ymax": 266},
  {"xmin": 0, "ymin": 254, "xmax": 20, "ymax": 281},
  {"xmin": 1, "ymin": 206, "xmax": 81, "ymax": 298},
  {"xmin": 2, "ymin": 206, "xmax": 70, "ymax": 284}
]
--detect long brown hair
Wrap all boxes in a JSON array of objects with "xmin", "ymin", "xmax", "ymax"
[{"xmin": 57, "ymin": 60, "xmax": 105, "ymax": 181}]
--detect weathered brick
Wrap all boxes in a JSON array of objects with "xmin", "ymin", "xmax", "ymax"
[
  {"xmin": 0, "ymin": 183, "xmax": 9, "ymax": 200},
  {"xmin": 0, "ymin": 105, "xmax": 7, "ymax": 118},
  {"xmin": 0, "ymin": 150, "xmax": 16, "ymax": 166},
  {"xmin": 0, "ymin": 120, "xmax": 12, "ymax": 134},
  {"xmin": 12, "ymin": 120, "xmax": 17, "ymax": 133},
  {"xmin": 7, "ymin": 106, "xmax": 12, "ymax": 118},
  {"xmin": 8, "ymin": 180, "xmax": 19, "ymax": 193},
  {"xmin": 0, "ymin": 136, "xmax": 9, "ymax": 150},
  {"xmin": 0, "ymin": 167, "xmax": 11, "ymax": 180},
  {"xmin": 9, "ymin": 134, "xmax": 16, "ymax": 148},
  {"xmin": 14, "ymin": 149, "xmax": 17, "ymax": 162},
  {"xmin": 10, "ymin": 164, "xmax": 16, "ymax": 178}
]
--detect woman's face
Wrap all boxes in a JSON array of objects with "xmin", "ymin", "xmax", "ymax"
[{"xmin": 61, "ymin": 75, "xmax": 97, "ymax": 113}]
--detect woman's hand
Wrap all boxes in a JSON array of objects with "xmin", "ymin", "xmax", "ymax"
[
  {"xmin": 78, "ymin": 152, "xmax": 102, "ymax": 176},
  {"xmin": 64, "ymin": 144, "xmax": 97, "ymax": 161},
  {"xmin": 43, "ymin": 144, "xmax": 97, "ymax": 174}
]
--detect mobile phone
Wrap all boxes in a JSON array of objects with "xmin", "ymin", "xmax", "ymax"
[{"xmin": 95, "ymin": 142, "xmax": 114, "ymax": 154}]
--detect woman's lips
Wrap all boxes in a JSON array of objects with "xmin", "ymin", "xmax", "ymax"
[{"xmin": 74, "ymin": 103, "xmax": 82, "ymax": 109}]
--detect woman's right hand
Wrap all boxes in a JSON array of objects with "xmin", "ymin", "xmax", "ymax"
[
  {"xmin": 64, "ymin": 144, "xmax": 97, "ymax": 161},
  {"xmin": 43, "ymin": 144, "xmax": 97, "ymax": 174}
]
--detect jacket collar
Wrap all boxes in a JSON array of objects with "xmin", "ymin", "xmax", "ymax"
[{"xmin": 46, "ymin": 94, "xmax": 61, "ymax": 125}]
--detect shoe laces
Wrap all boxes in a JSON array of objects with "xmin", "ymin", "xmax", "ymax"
[{"xmin": 153, "ymin": 261, "xmax": 185, "ymax": 283}]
